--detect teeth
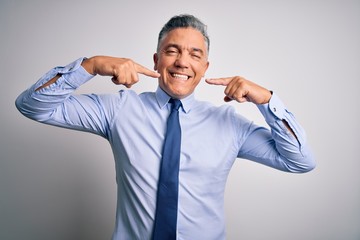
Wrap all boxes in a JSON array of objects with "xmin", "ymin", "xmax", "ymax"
[{"xmin": 172, "ymin": 73, "xmax": 189, "ymax": 80}]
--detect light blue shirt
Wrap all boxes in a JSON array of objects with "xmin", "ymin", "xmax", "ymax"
[{"xmin": 16, "ymin": 58, "xmax": 315, "ymax": 240}]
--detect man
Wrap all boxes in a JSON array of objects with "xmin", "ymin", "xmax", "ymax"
[{"xmin": 16, "ymin": 14, "xmax": 315, "ymax": 239}]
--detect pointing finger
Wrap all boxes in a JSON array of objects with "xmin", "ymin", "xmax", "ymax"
[
  {"xmin": 205, "ymin": 77, "xmax": 232, "ymax": 86},
  {"xmin": 135, "ymin": 63, "xmax": 160, "ymax": 78}
]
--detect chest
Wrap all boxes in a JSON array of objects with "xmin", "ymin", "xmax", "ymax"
[{"xmin": 115, "ymin": 106, "xmax": 238, "ymax": 168}]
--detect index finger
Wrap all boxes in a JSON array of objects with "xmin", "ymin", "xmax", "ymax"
[
  {"xmin": 135, "ymin": 63, "xmax": 160, "ymax": 78},
  {"xmin": 205, "ymin": 77, "xmax": 232, "ymax": 86}
]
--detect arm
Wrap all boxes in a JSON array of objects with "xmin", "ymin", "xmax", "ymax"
[
  {"xmin": 206, "ymin": 76, "xmax": 299, "ymax": 139},
  {"xmin": 15, "ymin": 57, "xmax": 107, "ymax": 136},
  {"xmin": 16, "ymin": 56, "xmax": 160, "ymax": 136},
  {"xmin": 240, "ymin": 93, "xmax": 315, "ymax": 172},
  {"xmin": 36, "ymin": 56, "xmax": 160, "ymax": 91},
  {"xmin": 206, "ymin": 76, "xmax": 315, "ymax": 173}
]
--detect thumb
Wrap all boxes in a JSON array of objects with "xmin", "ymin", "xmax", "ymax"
[{"xmin": 224, "ymin": 96, "xmax": 233, "ymax": 102}]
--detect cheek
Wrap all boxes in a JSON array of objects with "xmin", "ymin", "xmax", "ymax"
[
  {"xmin": 195, "ymin": 63, "xmax": 208, "ymax": 76},
  {"xmin": 191, "ymin": 78, "xmax": 202, "ymax": 89},
  {"xmin": 157, "ymin": 57, "xmax": 173, "ymax": 69}
]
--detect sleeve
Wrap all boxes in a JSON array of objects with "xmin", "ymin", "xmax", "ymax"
[
  {"xmin": 15, "ymin": 57, "xmax": 117, "ymax": 138},
  {"xmin": 237, "ymin": 92, "xmax": 315, "ymax": 173}
]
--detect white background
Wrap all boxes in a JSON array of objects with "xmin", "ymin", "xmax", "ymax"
[{"xmin": 1, "ymin": 0, "xmax": 359, "ymax": 239}]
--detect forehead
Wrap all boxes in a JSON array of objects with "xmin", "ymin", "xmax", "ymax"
[{"xmin": 159, "ymin": 28, "xmax": 207, "ymax": 51}]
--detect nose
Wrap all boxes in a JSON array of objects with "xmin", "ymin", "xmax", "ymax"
[{"xmin": 174, "ymin": 53, "xmax": 190, "ymax": 69}]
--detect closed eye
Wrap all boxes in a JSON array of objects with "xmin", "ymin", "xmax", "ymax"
[
  {"xmin": 166, "ymin": 50, "xmax": 178, "ymax": 55},
  {"xmin": 191, "ymin": 48, "xmax": 204, "ymax": 60},
  {"xmin": 164, "ymin": 45, "xmax": 180, "ymax": 55}
]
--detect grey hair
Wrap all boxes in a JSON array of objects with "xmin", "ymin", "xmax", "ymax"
[{"xmin": 157, "ymin": 14, "xmax": 210, "ymax": 54}]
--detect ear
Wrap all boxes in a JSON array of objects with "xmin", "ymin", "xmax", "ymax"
[
  {"xmin": 153, "ymin": 53, "xmax": 158, "ymax": 71},
  {"xmin": 202, "ymin": 61, "xmax": 210, "ymax": 77}
]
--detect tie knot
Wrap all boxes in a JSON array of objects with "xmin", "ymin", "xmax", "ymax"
[{"xmin": 169, "ymin": 98, "xmax": 182, "ymax": 111}]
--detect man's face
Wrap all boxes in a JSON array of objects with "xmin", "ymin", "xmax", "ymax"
[{"xmin": 154, "ymin": 27, "xmax": 209, "ymax": 99}]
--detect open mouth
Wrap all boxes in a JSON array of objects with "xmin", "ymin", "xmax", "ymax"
[{"xmin": 170, "ymin": 72, "xmax": 191, "ymax": 81}]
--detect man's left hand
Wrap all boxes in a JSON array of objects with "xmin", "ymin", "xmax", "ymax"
[{"xmin": 205, "ymin": 76, "xmax": 272, "ymax": 104}]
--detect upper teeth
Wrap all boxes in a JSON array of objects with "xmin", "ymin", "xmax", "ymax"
[{"xmin": 172, "ymin": 73, "xmax": 188, "ymax": 80}]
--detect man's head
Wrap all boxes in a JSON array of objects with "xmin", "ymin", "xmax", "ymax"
[
  {"xmin": 157, "ymin": 14, "xmax": 210, "ymax": 55},
  {"xmin": 154, "ymin": 14, "xmax": 210, "ymax": 99}
]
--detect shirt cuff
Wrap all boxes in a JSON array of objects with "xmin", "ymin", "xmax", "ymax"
[
  {"xmin": 257, "ymin": 92, "xmax": 306, "ymax": 146},
  {"xmin": 257, "ymin": 92, "xmax": 286, "ymax": 123},
  {"xmin": 61, "ymin": 57, "xmax": 94, "ymax": 89}
]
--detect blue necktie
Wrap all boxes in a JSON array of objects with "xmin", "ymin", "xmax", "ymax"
[{"xmin": 152, "ymin": 99, "xmax": 182, "ymax": 240}]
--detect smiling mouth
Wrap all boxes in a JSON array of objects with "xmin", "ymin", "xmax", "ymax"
[{"xmin": 170, "ymin": 72, "xmax": 191, "ymax": 81}]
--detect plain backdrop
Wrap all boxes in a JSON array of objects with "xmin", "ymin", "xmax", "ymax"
[{"xmin": 1, "ymin": 0, "xmax": 359, "ymax": 239}]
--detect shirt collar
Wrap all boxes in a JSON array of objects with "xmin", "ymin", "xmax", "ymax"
[{"xmin": 155, "ymin": 86, "xmax": 195, "ymax": 113}]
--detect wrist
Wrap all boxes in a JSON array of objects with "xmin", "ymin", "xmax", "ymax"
[
  {"xmin": 262, "ymin": 90, "xmax": 272, "ymax": 104},
  {"xmin": 81, "ymin": 57, "xmax": 96, "ymax": 76}
]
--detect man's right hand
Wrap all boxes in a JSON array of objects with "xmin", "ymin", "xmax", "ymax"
[{"xmin": 82, "ymin": 56, "xmax": 160, "ymax": 88}]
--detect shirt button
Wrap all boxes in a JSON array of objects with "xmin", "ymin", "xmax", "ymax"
[{"xmin": 273, "ymin": 107, "xmax": 277, "ymax": 112}]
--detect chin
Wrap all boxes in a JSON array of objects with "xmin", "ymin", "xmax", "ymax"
[{"xmin": 168, "ymin": 88, "xmax": 188, "ymax": 99}]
